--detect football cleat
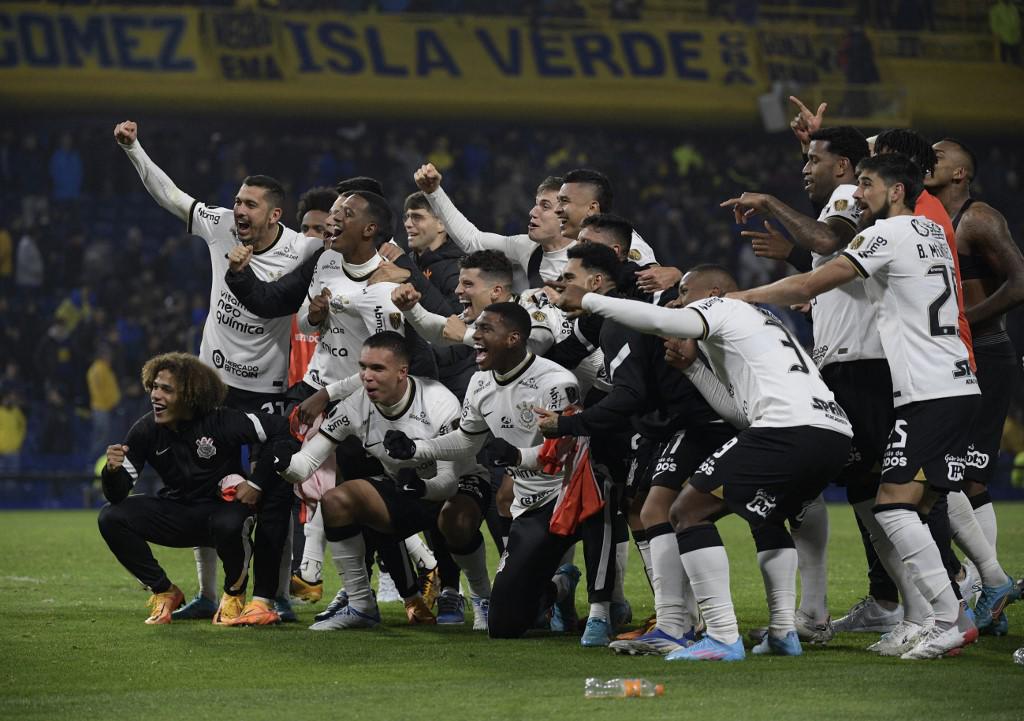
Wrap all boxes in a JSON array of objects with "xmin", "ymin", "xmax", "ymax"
[
  {"xmin": 212, "ymin": 593, "xmax": 246, "ymax": 626},
  {"xmin": 867, "ymin": 620, "xmax": 929, "ymax": 656},
  {"xmin": 309, "ymin": 604, "xmax": 380, "ymax": 631},
  {"xmin": 615, "ymin": 613, "xmax": 657, "ymax": 641},
  {"xmin": 795, "ymin": 609, "xmax": 834, "ymax": 644},
  {"xmin": 550, "ymin": 564, "xmax": 580, "ymax": 633},
  {"xmin": 975, "ymin": 576, "xmax": 1013, "ymax": 631},
  {"xmin": 377, "ymin": 572, "xmax": 403, "ymax": 604},
  {"xmin": 170, "ymin": 593, "xmax": 217, "ymax": 621},
  {"xmin": 314, "ymin": 590, "xmax": 350, "ymax": 622},
  {"xmin": 470, "ymin": 595, "xmax": 489, "ymax": 631},
  {"xmin": 274, "ymin": 596, "xmax": 298, "ymax": 623},
  {"xmin": 665, "ymin": 635, "xmax": 745, "ymax": 662},
  {"xmin": 986, "ymin": 612, "xmax": 1009, "ymax": 637},
  {"xmin": 956, "ymin": 562, "xmax": 981, "ymax": 606},
  {"xmin": 900, "ymin": 620, "xmax": 977, "ymax": 660},
  {"xmin": 224, "ymin": 599, "xmax": 281, "ymax": 626},
  {"xmin": 144, "ymin": 585, "xmax": 185, "ymax": 625},
  {"xmin": 610, "ymin": 626, "xmax": 695, "ymax": 656},
  {"xmin": 289, "ymin": 574, "xmax": 323, "ymax": 605},
  {"xmin": 580, "ymin": 617, "xmax": 611, "ymax": 647},
  {"xmin": 418, "ymin": 566, "xmax": 441, "ymax": 609},
  {"xmin": 833, "ymin": 596, "xmax": 903, "ymax": 633},
  {"xmin": 405, "ymin": 594, "xmax": 437, "ymax": 625},
  {"xmin": 752, "ymin": 630, "xmax": 803, "ymax": 656},
  {"xmin": 610, "ymin": 600, "xmax": 633, "ymax": 628},
  {"xmin": 436, "ymin": 590, "xmax": 465, "ymax": 625}
]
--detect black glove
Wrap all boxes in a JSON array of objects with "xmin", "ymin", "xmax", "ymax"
[
  {"xmin": 272, "ymin": 439, "xmax": 297, "ymax": 472},
  {"xmin": 396, "ymin": 467, "xmax": 426, "ymax": 498},
  {"xmin": 384, "ymin": 429, "xmax": 416, "ymax": 460},
  {"xmin": 485, "ymin": 436, "xmax": 521, "ymax": 467}
]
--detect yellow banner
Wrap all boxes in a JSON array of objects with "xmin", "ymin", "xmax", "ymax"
[{"xmin": 0, "ymin": 6, "xmax": 764, "ymax": 121}]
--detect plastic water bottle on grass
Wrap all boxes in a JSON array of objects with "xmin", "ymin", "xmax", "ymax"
[
  {"xmin": 584, "ymin": 678, "xmax": 664, "ymax": 698},
  {"xmin": 1013, "ymin": 647, "xmax": 1024, "ymax": 666}
]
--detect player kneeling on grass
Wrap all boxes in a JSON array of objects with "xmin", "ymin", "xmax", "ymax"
[
  {"xmin": 277, "ymin": 332, "xmax": 492, "ymax": 630},
  {"xmin": 98, "ymin": 353, "xmax": 299, "ymax": 625}
]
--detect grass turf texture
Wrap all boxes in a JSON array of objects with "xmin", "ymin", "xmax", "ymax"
[{"xmin": 1, "ymin": 506, "xmax": 1022, "ymax": 721}]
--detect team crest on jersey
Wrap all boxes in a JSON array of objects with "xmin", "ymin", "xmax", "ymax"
[
  {"xmin": 628, "ymin": 249, "xmax": 641, "ymax": 261},
  {"xmin": 745, "ymin": 489, "xmax": 777, "ymax": 519},
  {"xmin": 532, "ymin": 311, "xmax": 546, "ymax": 322},
  {"xmin": 834, "ymin": 199, "xmax": 849, "ymax": 211},
  {"xmin": 516, "ymin": 400, "xmax": 536, "ymax": 428},
  {"xmin": 389, "ymin": 313, "xmax": 402, "ymax": 330},
  {"xmin": 849, "ymin": 235, "xmax": 865, "ymax": 250},
  {"xmin": 196, "ymin": 437, "xmax": 217, "ymax": 460}
]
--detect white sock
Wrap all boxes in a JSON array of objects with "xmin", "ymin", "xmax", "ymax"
[
  {"xmin": 947, "ymin": 491, "xmax": 1006, "ymax": 587},
  {"xmin": 195, "ymin": 546, "xmax": 218, "ymax": 601},
  {"xmin": 589, "ymin": 601, "xmax": 610, "ymax": 622},
  {"xmin": 679, "ymin": 545, "xmax": 738, "ymax": 644},
  {"xmin": 757, "ymin": 547, "xmax": 798, "ymax": 637},
  {"xmin": 875, "ymin": 507, "xmax": 958, "ymax": 626},
  {"xmin": 404, "ymin": 534, "xmax": 437, "ymax": 572},
  {"xmin": 611, "ymin": 541, "xmax": 629, "ymax": 604},
  {"xmin": 853, "ymin": 500, "xmax": 931, "ymax": 625},
  {"xmin": 451, "ymin": 540, "xmax": 491, "ymax": 599},
  {"xmin": 276, "ymin": 514, "xmax": 294, "ymax": 599},
  {"xmin": 636, "ymin": 536, "xmax": 655, "ymax": 591},
  {"xmin": 792, "ymin": 494, "xmax": 829, "ymax": 621},
  {"xmin": 552, "ymin": 570, "xmax": 574, "ymax": 602},
  {"xmin": 973, "ymin": 499, "xmax": 998, "ymax": 549},
  {"xmin": 332, "ymin": 532, "xmax": 374, "ymax": 612},
  {"xmin": 649, "ymin": 530, "xmax": 689, "ymax": 637},
  {"xmin": 300, "ymin": 505, "xmax": 326, "ymax": 583}
]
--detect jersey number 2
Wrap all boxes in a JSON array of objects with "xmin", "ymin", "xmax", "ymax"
[{"xmin": 927, "ymin": 265, "xmax": 957, "ymax": 337}]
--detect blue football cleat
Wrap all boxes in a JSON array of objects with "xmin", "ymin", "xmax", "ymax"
[
  {"xmin": 609, "ymin": 626, "xmax": 695, "ymax": 656},
  {"xmin": 309, "ymin": 604, "xmax": 380, "ymax": 630},
  {"xmin": 314, "ymin": 590, "xmax": 350, "ymax": 623},
  {"xmin": 274, "ymin": 596, "xmax": 298, "ymax": 623},
  {"xmin": 580, "ymin": 617, "xmax": 611, "ymax": 647},
  {"xmin": 550, "ymin": 564, "xmax": 580, "ymax": 633},
  {"xmin": 170, "ymin": 594, "xmax": 217, "ymax": 621},
  {"xmin": 437, "ymin": 590, "xmax": 466, "ymax": 625},
  {"xmin": 752, "ymin": 630, "xmax": 803, "ymax": 656},
  {"xmin": 975, "ymin": 576, "xmax": 1013, "ymax": 630},
  {"xmin": 665, "ymin": 635, "xmax": 746, "ymax": 662}
]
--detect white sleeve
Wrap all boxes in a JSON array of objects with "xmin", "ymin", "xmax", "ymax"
[
  {"xmin": 526, "ymin": 327, "xmax": 555, "ymax": 355},
  {"xmin": 325, "ymin": 373, "xmax": 362, "ymax": 402},
  {"xmin": 683, "ymin": 361, "xmax": 749, "ymax": 429},
  {"xmin": 581, "ymin": 293, "xmax": 705, "ymax": 338},
  {"xmin": 403, "ymin": 304, "xmax": 454, "ymax": 345},
  {"xmin": 411, "ymin": 427, "xmax": 488, "ymax": 464},
  {"xmin": 421, "ymin": 460, "xmax": 459, "ymax": 501},
  {"xmin": 119, "ymin": 140, "xmax": 195, "ymax": 222},
  {"xmin": 425, "ymin": 186, "xmax": 530, "ymax": 260},
  {"xmin": 296, "ymin": 295, "xmax": 318, "ymax": 334},
  {"xmin": 516, "ymin": 445, "xmax": 544, "ymax": 470},
  {"xmin": 280, "ymin": 432, "xmax": 335, "ymax": 485}
]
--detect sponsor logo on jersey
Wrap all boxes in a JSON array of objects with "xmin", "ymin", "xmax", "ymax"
[
  {"xmin": 910, "ymin": 218, "xmax": 943, "ymax": 239},
  {"xmin": 745, "ymin": 488, "xmax": 777, "ymax": 519},
  {"xmin": 565, "ymin": 386, "xmax": 579, "ymax": 405},
  {"xmin": 519, "ymin": 376, "xmax": 538, "ymax": 390},
  {"xmin": 857, "ymin": 236, "xmax": 887, "ymax": 257},
  {"xmin": 407, "ymin": 410, "xmax": 430, "ymax": 425},
  {"xmin": 389, "ymin": 312, "xmax": 402, "ymax": 330},
  {"xmin": 211, "ymin": 349, "xmax": 260, "ymax": 379},
  {"xmin": 325, "ymin": 413, "xmax": 351, "ymax": 434},
  {"xmin": 965, "ymin": 444, "xmax": 989, "ymax": 469},
  {"xmin": 697, "ymin": 296, "xmax": 724, "ymax": 311},
  {"xmin": 324, "ymin": 259, "xmax": 341, "ymax": 270},
  {"xmin": 500, "ymin": 415, "xmax": 514, "ymax": 429},
  {"xmin": 197, "ymin": 206, "xmax": 221, "ymax": 224},
  {"xmin": 945, "ymin": 453, "xmax": 966, "ymax": 482},
  {"xmin": 196, "ymin": 436, "xmax": 217, "ymax": 459},
  {"xmin": 216, "ymin": 291, "xmax": 265, "ymax": 335},
  {"xmin": 519, "ymin": 489, "xmax": 554, "ymax": 508},
  {"xmin": 811, "ymin": 396, "xmax": 849, "ymax": 423}
]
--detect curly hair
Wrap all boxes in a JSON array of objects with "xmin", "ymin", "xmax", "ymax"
[{"xmin": 140, "ymin": 352, "xmax": 226, "ymax": 418}]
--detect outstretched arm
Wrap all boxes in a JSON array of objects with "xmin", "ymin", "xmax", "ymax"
[
  {"xmin": 579, "ymin": 293, "xmax": 707, "ymax": 339},
  {"xmin": 114, "ymin": 121, "xmax": 194, "ymax": 221},
  {"xmin": 729, "ymin": 255, "xmax": 860, "ymax": 307}
]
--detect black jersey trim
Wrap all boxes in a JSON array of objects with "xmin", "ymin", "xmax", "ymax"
[
  {"xmin": 691, "ymin": 307, "xmax": 711, "ymax": 341},
  {"xmin": 376, "ymin": 378, "xmax": 417, "ymax": 421},
  {"xmin": 253, "ymin": 224, "xmax": 285, "ymax": 256},
  {"xmin": 187, "ymin": 199, "xmax": 200, "ymax": 235},
  {"xmin": 839, "ymin": 251, "xmax": 869, "ymax": 278},
  {"xmin": 494, "ymin": 353, "xmax": 537, "ymax": 386}
]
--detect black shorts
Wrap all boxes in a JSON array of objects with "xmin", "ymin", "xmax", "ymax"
[
  {"xmin": 224, "ymin": 386, "xmax": 287, "ymax": 415},
  {"xmin": 879, "ymin": 394, "xmax": 981, "ymax": 491},
  {"xmin": 455, "ymin": 468, "xmax": 492, "ymax": 515},
  {"xmin": 966, "ymin": 336, "xmax": 1017, "ymax": 485},
  {"xmin": 649, "ymin": 423, "xmax": 739, "ymax": 492},
  {"xmin": 690, "ymin": 426, "xmax": 850, "ymax": 526},
  {"xmin": 366, "ymin": 476, "xmax": 442, "ymax": 538},
  {"xmin": 625, "ymin": 434, "xmax": 655, "ymax": 499},
  {"xmin": 821, "ymin": 359, "xmax": 895, "ymax": 482}
]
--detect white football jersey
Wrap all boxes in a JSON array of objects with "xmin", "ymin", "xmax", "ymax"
[
  {"xmin": 319, "ymin": 377, "xmax": 464, "ymax": 489},
  {"xmin": 189, "ymin": 202, "xmax": 320, "ymax": 393},
  {"xmin": 688, "ymin": 296, "xmax": 853, "ymax": 434},
  {"xmin": 627, "ymin": 229, "xmax": 659, "ymax": 266},
  {"xmin": 460, "ymin": 355, "xmax": 580, "ymax": 517},
  {"xmin": 809, "ymin": 185, "xmax": 886, "ymax": 368},
  {"xmin": 303, "ymin": 254, "xmax": 405, "ymax": 389},
  {"xmin": 841, "ymin": 215, "xmax": 979, "ymax": 406}
]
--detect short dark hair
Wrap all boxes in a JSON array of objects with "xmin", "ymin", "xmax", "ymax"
[
  {"xmin": 363, "ymin": 331, "xmax": 410, "ymax": 365},
  {"xmin": 296, "ymin": 186, "xmax": 338, "ymax": 225},
  {"xmin": 564, "ymin": 168, "xmax": 614, "ymax": 212},
  {"xmin": 403, "ymin": 191, "xmax": 435, "ymax": 214},
  {"xmin": 809, "ymin": 126, "xmax": 869, "ymax": 172},
  {"xmin": 938, "ymin": 137, "xmax": 979, "ymax": 182},
  {"xmin": 243, "ymin": 175, "xmax": 285, "ymax": 209},
  {"xmin": 580, "ymin": 213, "xmax": 633, "ymax": 252},
  {"xmin": 856, "ymin": 154, "xmax": 925, "ymax": 209},
  {"xmin": 536, "ymin": 176, "xmax": 564, "ymax": 195},
  {"xmin": 460, "ymin": 250, "xmax": 514, "ymax": 288},
  {"xmin": 482, "ymin": 302, "xmax": 531, "ymax": 341},
  {"xmin": 874, "ymin": 129, "xmax": 937, "ymax": 176},
  {"xmin": 336, "ymin": 176, "xmax": 384, "ymax": 197},
  {"xmin": 141, "ymin": 352, "xmax": 226, "ymax": 418},
  {"xmin": 567, "ymin": 242, "xmax": 620, "ymax": 281},
  {"xmin": 346, "ymin": 190, "xmax": 394, "ymax": 243},
  {"xmin": 686, "ymin": 263, "xmax": 738, "ymax": 293}
]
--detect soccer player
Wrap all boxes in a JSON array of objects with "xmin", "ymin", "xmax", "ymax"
[
  {"xmin": 278, "ymin": 332, "xmax": 490, "ymax": 630},
  {"xmin": 732, "ymin": 154, "xmax": 1001, "ymax": 659},
  {"xmin": 97, "ymin": 352, "xmax": 297, "ymax": 625},
  {"xmin": 927, "ymin": 138, "xmax": 1024, "ymax": 633},
  {"xmin": 114, "ymin": 120, "xmax": 320, "ymax": 622},
  {"xmin": 551, "ymin": 264, "xmax": 853, "ymax": 661},
  {"xmin": 382, "ymin": 303, "xmax": 583, "ymax": 639}
]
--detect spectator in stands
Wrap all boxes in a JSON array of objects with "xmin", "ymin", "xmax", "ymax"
[
  {"xmin": 14, "ymin": 228, "xmax": 43, "ymax": 300},
  {"xmin": 49, "ymin": 132, "xmax": 83, "ymax": 225},
  {"xmin": 87, "ymin": 345, "xmax": 122, "ymax": 463},
  {"xmin": 0, "ymin": 390, "xmax": 27, "ymax": 469},
  {"xmin": 990, "ymin": 0, "xmax": 1022, "ymax": 65},
  {"xmin": 15, "ymin": 134, "xmax": 48, "ymax": 227}
]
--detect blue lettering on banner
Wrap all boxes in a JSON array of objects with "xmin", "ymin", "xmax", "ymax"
[
  {"xmin": 719, "ymin": 30, "xmax": 754, "ymax": 85},
  {"xmin": 60, "ymin": 16, "xmax": 112, "ymax": 68},
  {"xmin": 532, "ymin": 32, "xmax": 573, "ymax": 77},
  {"xmin": 475, "ymin": 27, "xmax": 520, "ymax": 75},
  {"xmin": 366, "ymin": 27, "xmax": 406, "ymax": 76},
  {"xmin": 667, "ymin": 32, "xmax": 707, "ymax": 80},
  {"xmin": 572, "ymin": 33, "xmax": 622, "ymax": 76},
  {"xmin": 416, "ymin": 28, "xmax": 460, "ymax": 76},
  {"xmin": 621, "ymin": 31, "xmax": 664, "ymax": 76}
]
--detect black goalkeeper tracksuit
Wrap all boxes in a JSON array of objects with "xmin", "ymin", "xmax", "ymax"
[{"xmin": 97, "ymin": 408, "xmax": 297, "ymax": 598}]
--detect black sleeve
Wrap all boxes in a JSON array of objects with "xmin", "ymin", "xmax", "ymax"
[
  {"xmin": 225, "ymin": 250, "xmax": 321, "ymax": 318},
  {"xmin": 556, "ymin": 331, "xmax": 647, "ymax": 436},
  {"xmin": 394, "ymin": 255, "xmax": 461, "ymax": 316},
  {"xmin": 544, "ymin": 315, "xmax": 602, "ymax": 370},
  {"xmin": 786, "ymin": 246, "xmax": 813, "ymax": 273},
  {"xmin": 99, "ymin": 417, "xmax": 152, "ymax": 504}
]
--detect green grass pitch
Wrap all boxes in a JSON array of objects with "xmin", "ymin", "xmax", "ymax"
[{"xmin": 1, "ymin": 505, "xmax": 1022, "ymax": 721}]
